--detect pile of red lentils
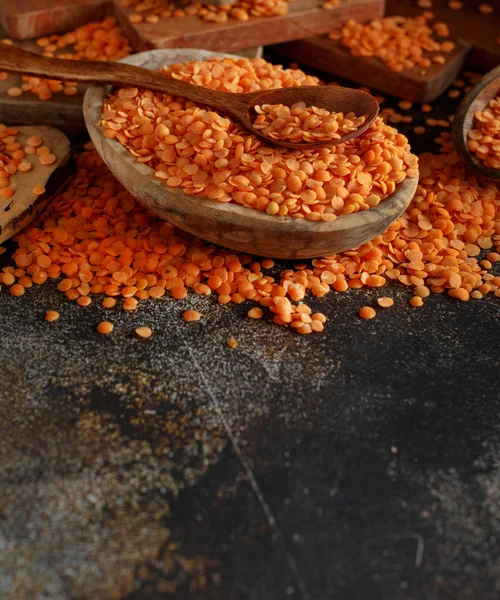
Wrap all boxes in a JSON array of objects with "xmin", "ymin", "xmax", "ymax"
[
  {"xmin": 467, "ymin": 92, "xmax": 500, "ymax": 170},
  {"xmin": 101, "ymin": 57, "xmax": 418, "ymax": 221},
  {"xmin": 252, "ymin": 103, "xmax": 368, "ymax": 144},
  {"xmin": 329, "ymin": 13, "xmax": 455, "ymax": 72},
  {"xmin": 4, "ymin": 18, "xmax": 132, "ymax": 102},
  {"xmin": 0, "ymin": 134, "xmax": 498, "ymax": 334}
]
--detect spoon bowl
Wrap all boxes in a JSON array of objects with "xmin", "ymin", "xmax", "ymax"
[
  {"xmin": 83, "ymin": 49, "xmax": 417, "ymax": 259},
  {"xmin": 452, "ymin": 65, "xmax": 500, "ymax": 180},
  {"xmin": 239, "ymin": 85, "xmax": 379, "ymax": 149}
]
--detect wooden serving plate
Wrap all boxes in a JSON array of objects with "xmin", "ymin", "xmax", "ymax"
[
  {"xmin": 83, "ymin": 49, "xmax": 418, "ymax": 259},
  {"xmin": 453, "ymin": 66, "xmax": 500, "ymax": 180},
  {"xmin": 0, "ymin": 125, "xmax": 71, "ymax": 243}
]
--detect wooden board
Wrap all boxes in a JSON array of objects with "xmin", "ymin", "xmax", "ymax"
[
  {"xmin": 0, "ymin": 0, "xmax": 112, "ymax": 40},
  {"xmin": 0, "ymin": 125, "xmax": 71, "ymax": 243},
  {"xmin": 275, "ymin": 0, "xmax": 500, "ymax": 102},
  {"xmin": 276, "ymin": 36, "xmax": 470, "ymax": 102},
  {"xmin": 113, "ymin": 0, "xmax": 385, "ymax": 52},
  {"xmin": 0, "ymin": 38, "xmax": 262, "ymax": 130}
]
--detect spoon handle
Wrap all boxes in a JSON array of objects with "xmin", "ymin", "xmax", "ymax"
[{"xmin": 0, "ymin": 44, "xmax": 247, "ymax": 113}]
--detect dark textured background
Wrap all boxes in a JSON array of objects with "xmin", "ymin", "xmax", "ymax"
[{"xmin": 0, "ymin": 51, "xmax": 499, "ymax": 600}]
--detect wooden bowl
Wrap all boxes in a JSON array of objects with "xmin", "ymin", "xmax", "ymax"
[
  {"xmin": 83, "ymin": 49, "xmax": 418, "ymax": 259},
  {"xmin": 452, "ymin": 65, "xmax": 500, "ymax": 180}
]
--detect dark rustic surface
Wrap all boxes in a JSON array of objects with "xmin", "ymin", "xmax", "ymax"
[{"xmin": 0, "ymin": 52, "xmax": 500, "ymax": 600}]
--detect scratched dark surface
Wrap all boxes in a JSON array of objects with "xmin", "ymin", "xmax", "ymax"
[{"xmin": 0, "ymin": 52, "xmax": 500, "ymax": 600}]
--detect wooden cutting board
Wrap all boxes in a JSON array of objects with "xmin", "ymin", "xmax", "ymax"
[
  {"xmin": 275, "ymin": 0, "xmax": 500, "ymax": 102},
  {"xmin": 113, "ymin": 0, "xmax": 385, "ymax": 52},
  {"xmin": 0, "ymin": 0, "xmax": 112, "ymax": 39}
]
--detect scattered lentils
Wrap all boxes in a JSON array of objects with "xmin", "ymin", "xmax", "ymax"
[
  {"xmin": 329, "ymin": 14, "xmax": 454, "ymax": 73},
  {"xmin": 3, "ymin": 18, "xmax": 131, "ymax": 102}
]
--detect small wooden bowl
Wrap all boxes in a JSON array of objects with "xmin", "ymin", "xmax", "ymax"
[
  {"xmin": 453, "ymin": 65, "xmax": 500, "ymax": 180},
  {"xmin": 83, "ymin": 49, "xmax": 418, "ymax": 259}
]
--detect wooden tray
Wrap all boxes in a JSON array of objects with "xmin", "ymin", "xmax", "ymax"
[
  {"xmin": 113, "ymin": 0, "xmax": 385, "ymax": 52},
  {"xmin": 276, "ymin": 35, "xmax": 470, "ymax": 103},
  {"xmin": 0, "ymin": 40, "xmax": 263, "ymax": 129},
  {"xmin": 0, "ymin": 0, "xmax": 111, "ymax": 39},
  {"xmin": 275, "ymin": 0, "xmax": 500, "ymax": 102}
]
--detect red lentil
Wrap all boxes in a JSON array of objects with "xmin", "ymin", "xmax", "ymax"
[
  {"xmin": 377, "ymin": 297, "xmax": 394, "ymax": 307},
  {"xmin": 135, "ymin": 326, "xmax": 152, "ymax": 338},
  {"xmin": 410, "ymin": 296, "xmax": 424, "ymax": 306},
  {"xmin": 45, "ymin": 310, "xmax": 60, "ymax": 321},
  {"xmin": 97, "ymin": 321, "xmax": 114, "ymax": 334},
  {"xmin": 183, "ymin": 309, "xmax": 201, "ymax": 322},
  {"xmin": 359, "ymin": 306, "xmax": 376, "ymax": 319}
]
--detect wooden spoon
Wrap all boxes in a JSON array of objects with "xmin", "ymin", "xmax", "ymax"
[
  {"xmin": 452, "ymin": 65, "xmax": 500, "ymax": 180},
  {"xmin": 82, "ymin": 50, "xmax": 418, "ymax": 259},
  {"xmin": 0, "ymin": 126, "xmax": 71, "ymax": 244},
  {"xmin": 0, "ymin": 43, "xmax": 379, "ymax": 150}
]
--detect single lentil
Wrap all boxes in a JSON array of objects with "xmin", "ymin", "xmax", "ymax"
[
  {"xmin": 97, "ymin": 321, "xmax": 114, "ymax": 334},
  {"xmin": 183, "ymin": 310, "xmax": 201, "ymax": 322},
  {"xmin": 377, "ymin": 297, "xmax": 394, "ymax": 307},
  {"xmin": 135, "ymin": 326, "xmax": 153, "ymax": 338},
  {"xmin": 359, "ymin": 306, "xmax": 376, "ymax": 319},
  {"xmin": 45, "ymin": 310, "xmax": 60, "ymax": 321}
]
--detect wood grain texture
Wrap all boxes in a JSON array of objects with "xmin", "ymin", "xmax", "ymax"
[
  {"xmin": 113, "ymin": 0, "xmax": 385, "ymax": 52},
  {"xmin": 0, "ymin": 126, "xmax": 71, "ymax": 243},
  {"xmin": 276, "ymin": 35, "xmax": 470, "ymax": 103},
  {"xmin": 0, "ymin": 34, "xmax": 262, "ymax": 130},
  {"xmin": 453, "ymin": 66, "xmax": 500, "ymax": 181},
  {"xmin": 83, "ymin": 49, "xmax": 418, "ymax": 259},
  {"xmin": 0, "ymin": 44, "xmax": 379, "ymax": 150},
  {"xmin": 0, "ymin": 0, "xmax": 112, "ymax": 40}
]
